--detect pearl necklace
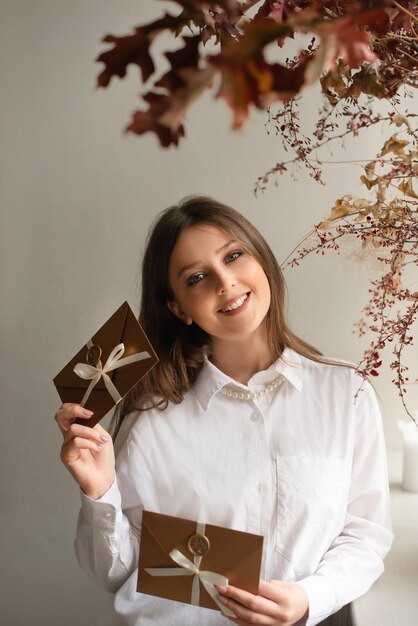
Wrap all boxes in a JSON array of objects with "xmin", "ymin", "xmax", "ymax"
[{"xmin": 220, "ymin": 375, "xmax": 285, "ymax": 400}]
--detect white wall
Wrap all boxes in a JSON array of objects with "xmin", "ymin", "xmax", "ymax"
[{"xmin": 1, "ymin": 1, "xmax": 417, "ymax": 624}]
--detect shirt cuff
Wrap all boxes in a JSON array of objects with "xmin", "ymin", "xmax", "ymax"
[
  {"xmin": 296, "ymin": 575, "xmax": 338, "ymax": 626},
  {"xmin": 79, "ymin": 475, "xmax": 122, "ymax": 529}
]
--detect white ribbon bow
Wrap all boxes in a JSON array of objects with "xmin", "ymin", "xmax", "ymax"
[
  {"xmin": 145, "ymin": 525, "xmax": 235, "ymax": 616},
  {"xmin": 74, "ymin": 343, "xmax": 151, "ymax": 407}
]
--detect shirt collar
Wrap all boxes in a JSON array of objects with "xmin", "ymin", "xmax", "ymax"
[{"xmin": 193, "ymin": 347, "xmax": 303, "ymax": 412}]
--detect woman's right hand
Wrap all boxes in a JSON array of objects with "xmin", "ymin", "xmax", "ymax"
[{"xmin": 55, "ymin": 404, "xmax": 115, "ymax": 501}]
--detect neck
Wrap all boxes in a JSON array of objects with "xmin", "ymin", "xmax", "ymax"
[{"xmin": 209, "ymin": 331, "xmax": 276, "ymax": 385}]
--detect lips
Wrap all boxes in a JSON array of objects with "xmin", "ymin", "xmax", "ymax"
[{"xmin": 218, "ymin": 292, "xmax": 250, "ymax": 313}]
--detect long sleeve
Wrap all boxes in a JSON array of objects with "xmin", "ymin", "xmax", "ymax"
[
  {"xmin": 74, "ymin": 477, "xmax": 141, "ymax": 592},
  {"xmin": 296, "ymin": 383, "xmax": 393, "ymax": 625},
  {"xmin": 74, "ymin": 413, "xmax": 144, "ymax": 593}
]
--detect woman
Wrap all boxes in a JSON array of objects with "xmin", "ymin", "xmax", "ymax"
[{"xmin": 56, "ymin": 196, "xmax": 392, "ymax": 626}]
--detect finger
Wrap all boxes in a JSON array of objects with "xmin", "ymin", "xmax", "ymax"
[
  {"xmin": 218, "ymin": 596, "xmax": 275, "ymax": 626},
  {"xmin": 258, "ymin": 580, "xmax": 287, "ymax": 603},
  {"xmin": 55, "ymin": 403, "xmax": 93, "ymax": 434},
  {"xmin": 218, "ymin": 585, "xmax": 274, "ymax": 611},
  {"xmin": 60, "ymin": 435, "xmax": 105, "ymax": 462},
  {"xmin": 63, "ymin": 423, "xmax": 110, "ymax": 447},
  {"xmin": 258, "ymin": 580, "xmax": 299, "ymax": 613},
  {"xmin": 217, "ymin": 586, "xmax": 278, "ymax": 625}
]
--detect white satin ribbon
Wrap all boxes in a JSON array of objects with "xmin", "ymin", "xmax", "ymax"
[
  {"xmin": 74, "ymin": 342, "xmax": 151, "ymax": 407},
  {"xmin": 144, "ymin": 523, "xmax": 235, "ymax": 616}
]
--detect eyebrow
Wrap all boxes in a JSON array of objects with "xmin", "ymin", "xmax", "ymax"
[{"xmin": 177, "ymin": 239, "xmax": 237, "ymax": 278}]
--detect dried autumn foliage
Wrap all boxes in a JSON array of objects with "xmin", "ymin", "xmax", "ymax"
[
  {"xmin": 96, "ymin": 0, "xmax": 417, "ymax": 144},
  {"xmin": 96, "ymin": 0, "xmax": 418, "ymax": 413},
  {"xmin": 283, "ymin": 121, "xmax": 418, "ymax": 418}
]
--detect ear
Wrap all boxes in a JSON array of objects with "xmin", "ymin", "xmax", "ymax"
[{"xmin": 166, "ymin": 300, "xmax": 193, "ymax": 326}]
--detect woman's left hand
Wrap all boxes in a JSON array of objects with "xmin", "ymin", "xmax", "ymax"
[{"xmin": 217, "ymin": 580, "xmax": 309, "ymax": 626}]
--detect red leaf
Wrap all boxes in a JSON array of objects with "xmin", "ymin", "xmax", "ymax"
[
  {"xmin": 254, "ymin": 0, "xmax": 286, "ymax": 22},
  {"xmin": 210, "ymin": 18, "xmax": 300, "ymax": 128},
  {"xmin": 391, "ymin": 10, "xmax": 412, "ymax": 34},
  {"xmin": 156, "ymin": 35, "xmax": 201, "ymax": 91},
  {"xmin": 254, "ymin": 0, "xmax": 309, "ymax": 23},
  {"xmin": 126, "ymin": 37, "xmax": 215, "ymax": 147},
  {"xmin": 96, "ymin": 13, "xmax": 181, "ymax": 87},
  {"xmin": 360, "ymin": 8, "xmax": 390, "ymax": 35},
  {"xmin": 313, "ymin": 15, "xmax": 378, "ymax": 72},
  {"xmin": 126, "ymin": 93, "xmax": 186, "ymax": 147}
]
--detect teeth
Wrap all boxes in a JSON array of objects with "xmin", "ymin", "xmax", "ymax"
[{"xmin": 221, "ymin": 293, "xmax": 248, "ymax": 313}]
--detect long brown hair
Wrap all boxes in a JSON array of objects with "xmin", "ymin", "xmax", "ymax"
[{"xmin": 111, "ymin": 195, "xmax": 327, "ymax": 439}]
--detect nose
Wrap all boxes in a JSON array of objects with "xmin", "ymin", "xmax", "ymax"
[{"xmin": 215, "ymin": 267, "xmax": 236, "ymax": 295}]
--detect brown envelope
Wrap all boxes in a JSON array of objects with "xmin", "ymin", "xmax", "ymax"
[
  {"xmin": 137, "ymin": 510, "xmax": 263, "ymax": 612},
  {"xmin": 53, "ymin": 301, "xmax": 158, "ymax": 427}
]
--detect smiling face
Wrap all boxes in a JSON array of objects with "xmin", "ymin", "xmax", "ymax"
[{"xmin": 167, "ymin": 224, "xmax": 271, "ymax": 345}]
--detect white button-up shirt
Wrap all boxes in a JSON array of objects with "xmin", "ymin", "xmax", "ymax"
[{"xmin": 75, "ymin": 349, "xmax": 393, "ymax": 626}]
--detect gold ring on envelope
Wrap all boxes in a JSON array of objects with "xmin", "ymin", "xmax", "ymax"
[
  {"xmin": 86, "ymin": 344, "xmax": 102, "ymax": 366},
  {"xmin": 188, "ymin": 533, "xmax": 210, "ymax": 556}
]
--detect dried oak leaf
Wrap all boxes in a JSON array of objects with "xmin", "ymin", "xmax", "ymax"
[
  {"xmin": 96, "ymin": 13, "xmax": 189, "ymax": 87},
  {"xmin": 318, "ymin": 196, "xmax": 356, "ymax": 229},
  {"xmin": 254, "ymin": 0, "xmax": 312, "ymax": 23},
  {"xmin": 351, "ymin": 65, "xmax": 387, "ymax": 98},
  {"xmin": 211, "ymin": 19, "xmax": 303, "ymax": 128},
  {"xmin": 380, "ymin": 134, "xmax": 409, "ymax": 157},
  {"xmin": 254, "ymin": 0, "xmax": 287, "ymax": 22},
  {"xmin": 126, "ymin": 37, "xmax": 215, "ymax": 147},
  {"xmin": 360, "ymin": 175, "xmax": 380, "ymax": 190},
  {"xmin": 359, "ymin": 160, "xmax": 379, "ymax": 190},
  {"xmin": 398, "ymin": 178, "xmax": 418, "ymax": 199},
  {"xmin": 364, "ymin": 161, "xmax": 376, "ymax": 179},
  {"xmin": 126, "ymin": 93, "xmax": 185, "ymax": 147},
  {"xmin": 390, "ymin": 114, "xmax": 412, "ymax": 130},
  {"xmin": 312, "ymin": 14, "xmax": 378, "ymax": 74},
  {"xmin": 96, "ymin": 0, "xmax": 240, "ymax": 87},
  {"xmin": 173, "ymin": 0, "xmax": 242, "ymax": 43},
  {"xmin": 391, "ymin": 9, "xmax": 413, "ymax": 34},
  {"xmin": 253, "ymin": 0, "xmax": 308, "ymax": 45},
  {"xmin": 176, "ymin": 0, "xmax": 242, "ymax": 24},
  {"xmin": 320, "ymin": 69, "xmax": 348, "ymax": 104}
]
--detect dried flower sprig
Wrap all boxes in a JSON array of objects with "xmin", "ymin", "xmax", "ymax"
[{"xmin": 282, "ymin": 121, "xmax": 418, "ymax": 418}]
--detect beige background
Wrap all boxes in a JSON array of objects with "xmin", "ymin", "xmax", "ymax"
[{"xmin": 1, "ymin": 1, "xmax": 417, "ymax": 625}]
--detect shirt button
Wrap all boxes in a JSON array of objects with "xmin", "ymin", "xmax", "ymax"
[
  {"xmin": 250, "ymin": 412, "xmax": 259, "ymax": 422},
  {"xmin": 258, "ymin": 482, "xmax": 265, "ymax": 494}
]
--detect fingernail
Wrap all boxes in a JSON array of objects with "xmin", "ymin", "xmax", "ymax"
[
  {"xmin": 96, "ymin": 444, "xmax": 103, "ymax": 451},
  {"xmin": 83, "ymin": 409, "xmax": 94, "ymax": 416},
  {"xmin": 100, "ymin": 435, "xmax": 109, "ymax": 443},
  {"xmin": 217, "ymin": 586, "xmax": 227, "ymax": 594},
  {"xmin": 218, "ymin": 595, "xmax": 228, "ymax": 605}
]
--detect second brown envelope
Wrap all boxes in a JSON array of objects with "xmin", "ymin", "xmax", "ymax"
[{"xmin": 137, "ymin": 510, "xmax": 264, "ymax": 613}]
